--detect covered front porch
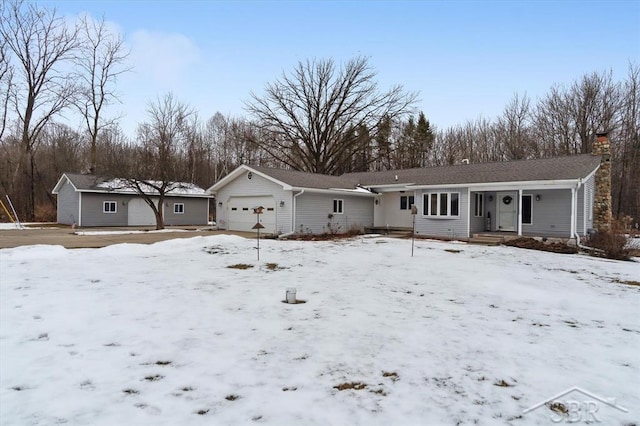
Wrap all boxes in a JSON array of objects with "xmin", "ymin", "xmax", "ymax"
[{"xmin": 469, "ymin": 185, "xmax": 577, "ymax": 239}]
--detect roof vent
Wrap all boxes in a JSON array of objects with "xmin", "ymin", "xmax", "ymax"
[{"xmin": 461, "ymin": 159, "xmax": 470, "ymax": 165}]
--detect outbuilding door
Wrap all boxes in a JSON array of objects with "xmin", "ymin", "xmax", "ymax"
[
  {"xmin": 227, "ymin": 196, "xmax": 276, "ymax": 233},
  {"xmin": 128, "ymin": 198, "xmax": 158, "ymax": 226},
  {"xmin": 497, "ymin": 191, "xmax": 517, "ymax": 231}
]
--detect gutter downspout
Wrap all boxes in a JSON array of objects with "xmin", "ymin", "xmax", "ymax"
[{"xmin": 279, "ymin": 189, "xmax": 304, "ymax": 239}]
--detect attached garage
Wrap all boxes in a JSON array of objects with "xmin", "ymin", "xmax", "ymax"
[{"xmin": 228, "ymin": 196, "xmax": 276, "ymax": 233}]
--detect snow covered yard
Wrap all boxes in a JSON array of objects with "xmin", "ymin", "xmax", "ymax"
[{"xmin": 1, "ymin": 235, "xmax": 638, "ymax": 425}]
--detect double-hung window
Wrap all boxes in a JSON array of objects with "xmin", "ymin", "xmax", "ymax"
[
  {"xmin": 423, "ymin": 192, "xmax": 460, "ymax": 217},
  {"xmin": 103, "ymin": 201, "xmax": 117, "ymax": 213},
  {"xmin": 333, "ymin": 199, "xmax": 344, "ymax": 214},
  {"xmin": 174, "ymin": 203, "xmax": 185, "ymax": 214},
  {"xmin": 400, "ymin": 195, "xmax": 415, "ymax": 210}
]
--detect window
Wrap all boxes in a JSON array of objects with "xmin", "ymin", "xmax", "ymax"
[
  {"xmin": 103, "ymin": 201, "xmax": 117, "ymax": 213},
  {"xmin": 522, "ymin": 195, "xmax": 532, "ymax": 225},
  {"xmin": 474, "ymin": 193, "xmax": 484, "ymax": 217},
  {"xmin": 423, "ymin": 192, "xmax": 460, "ymax": 217},
  {"xmin": 587, "ymin": 188, "xmax": 593, "ymax": 221},
  {"xmin": 400, "ymin": 195, "xmax": 415, "ymax": 210},
  {"xmin": 174, "ymin": 203, "xmax": 185, "ymax": 214},
  {"xmin": 333, "ymin": 199, "xmax": 344, "ymax": 214}
]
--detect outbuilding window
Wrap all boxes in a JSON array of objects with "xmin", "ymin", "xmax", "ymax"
[
  {"xmin": 423, "ymin": 192, "xmax": 459, "ymax": 217},
  {"xmin": 174, "ymin": 203, "xmax": 185, "ymax": 214},
  {"xmin": 333, "ymin": 199, "xmax": 344, "ymax": 214},
  {"xmin": 103, "ymin": 201, "xmax": 117, "ymax": 213}
]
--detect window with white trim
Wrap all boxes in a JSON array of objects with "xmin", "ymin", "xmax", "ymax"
[
  {"xmin": 423, "ymin": 192, "xmax": 459, "ymax": 217},
  {"xmin": 474, "ymin": 193, "xmax": 484, "ymax": 217},
  {"xmin": 333, "ymin": 199, "xmax": 344, "ymax": 214},
  {"xmin": 587, "ymin": 188, "xmax": 593, "ymax": 221},
  {"xmin": 400, "ymin": 195, "xmax": 415, "ymax": 210},
  {"xmin": 103, "ymin": 201, "xmax": 117, "ymax": 213},
  {"xmin": 174, "ymin": 203, "xmax": 185, "ymax": 214},
  {"xmin": 522, "ymin": 194, "xmax": 532, "ymax": 225}
]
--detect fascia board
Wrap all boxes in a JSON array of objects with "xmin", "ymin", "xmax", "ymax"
[
  {"xmin": 208, "ymin": 165, "xmax": 293, "ymax": 192},
  {"xmin": 52, "ymin": 173, "xmax": 77, "ymax": 194},
  {"xmin": 291, "ymin": 187, "xmax": 376, "ymax": 197},
  {"xmin": 408, "ymin": 179, "xmax": 579, "ymax": 191}
]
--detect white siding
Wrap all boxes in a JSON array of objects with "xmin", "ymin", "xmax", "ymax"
[
  {"xmin": 415, "ymin": 188, "xmax": 469, "ymax": 239},
  {"xmin": 215, "ymin": 171, "xmax": 292, "ymax": 234},
  {"xmin": 295, "ymin": 192, "xmax": 373, "ymax": 234}
]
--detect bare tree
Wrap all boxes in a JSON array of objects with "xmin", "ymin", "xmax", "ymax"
[
  {"xmin": 245, "ymin": 56, "xmax": 418, "ymax": 175},
  {"xmin": 1, "ymin": 0, "xmax": 79, "ymax": 220},
  {"xmin": 0, "ymin": 35, "xmax": 14, "ymax": 140},
  {"xmin": 74, "ymin": 14, "xmax": 130, "ymax": 174},
  {"xmin": 614, "ymin": 63, "xmax": 640, "ymax": 220},
  {"xmin": 495, "ymin": 93, "xmax": 533, "ymax": 160},
  {"xmin": 127, "ymin": 93, "xmax": 193, "ymax": 230}
]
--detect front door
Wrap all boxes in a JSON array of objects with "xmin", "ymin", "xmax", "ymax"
[{"xmin": 497, "ymin": 191, "xmax": 517, "ymax": 231}]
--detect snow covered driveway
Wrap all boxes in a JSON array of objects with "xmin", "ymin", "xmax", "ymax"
[{"xmin": 1, "ymin": 235, "xmax": 638, "ymax": 425}]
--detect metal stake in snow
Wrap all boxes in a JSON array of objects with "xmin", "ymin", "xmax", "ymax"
[
  {"xmin": 411, "ymin": 204, "xmax": 418, "ymax": 257},
  {"xmin": 252, "ymin": 206, "xmax": 265, "ymax": 261}
]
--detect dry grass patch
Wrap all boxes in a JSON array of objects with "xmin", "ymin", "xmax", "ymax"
[
  {"xmin": 382, "ymin": 371, "xmax": 399, "ymax": 381},
  {"xmin": 227, "ymin": 264, "xmax": 253, "ymax": 270},
  {"xmin": 225, "ymin": 394, "xmax": 240, "ymax": 401},
  {"xmin": 334, "ymin": 382, "xmax": 367, "ymax": 391},
  {"xmin": 613, "ymin": 279, "xmax": 640, "ymax": 286}
]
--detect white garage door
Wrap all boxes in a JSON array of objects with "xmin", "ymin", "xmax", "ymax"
[
  {"xmin": 228, "ymin": 196, "xmax": 276, "ymax": 233},
  {"xmin": 128, "ymin": 198, "xmax": 158, "ymax": 226}
]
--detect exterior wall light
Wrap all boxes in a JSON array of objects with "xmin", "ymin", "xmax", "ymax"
[
  {"xmin": 536, "ymin": 195, "xmax": 541, "ymax": 201},
  {"xmin": 280, "ymin": 201, "xmax": 285, "ymax": 207}
]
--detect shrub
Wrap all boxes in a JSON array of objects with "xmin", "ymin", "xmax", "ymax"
[
  {"xmin": 35, "ymin": 203, "xmax": 56, "ymax": 222},
  {"xmin": 584, "ymin": 219, "xmax": 633, "ymax": 260}
]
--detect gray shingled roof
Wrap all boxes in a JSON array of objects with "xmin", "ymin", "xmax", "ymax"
[
  {"xmin": 345, "ymin": 154, "xmax": 602, "ymax": 187},
  {"xmin": 64, "ymin": 173, "xmax": 110, "ymax": 190},
  {"xmin": 249, "ymin": 154, "xmax": 601, "ymax": 189},
  {"xmin": 62, "ymin": 173, "xmax": 208, "ymax": 196},
  {"xmin": 249, "ymin": 166, "xmax": 354, "ymax": 189}
]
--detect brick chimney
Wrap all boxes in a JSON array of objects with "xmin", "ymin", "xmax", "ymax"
[{"xmin": 592, "ymin": 132, "xmax": 612, "ymax": 232}]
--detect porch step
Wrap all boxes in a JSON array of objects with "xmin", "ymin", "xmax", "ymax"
[{"xmin": 469, "ymin": 234, "xmax": 505, "ymax": 246}]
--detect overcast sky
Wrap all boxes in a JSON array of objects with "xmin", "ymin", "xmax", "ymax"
[{"xmin": 35, "ymin": 0, "xmax": 640, "ymax": 138}]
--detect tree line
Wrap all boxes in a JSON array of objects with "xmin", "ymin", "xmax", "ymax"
[{"xmin": 1, "ymin": 0, "xmax": 638, "ymax": 225}]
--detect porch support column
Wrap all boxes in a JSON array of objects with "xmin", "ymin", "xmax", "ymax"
[
  {"xmin": 570, "ymin": 187, "xmax": 576, "ymax": 238},
  {"xmin": 517, "ymin": 189, "xmax": 523, "ymax": 236}
]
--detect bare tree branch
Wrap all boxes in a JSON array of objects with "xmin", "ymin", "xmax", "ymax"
[
  {"xmin": 74, "ymin": 14, "xmax": 131, "ymax": 174},
  {"xmin": 245, "ymin": 56, "xmax": 418, "ymax": 174}
]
